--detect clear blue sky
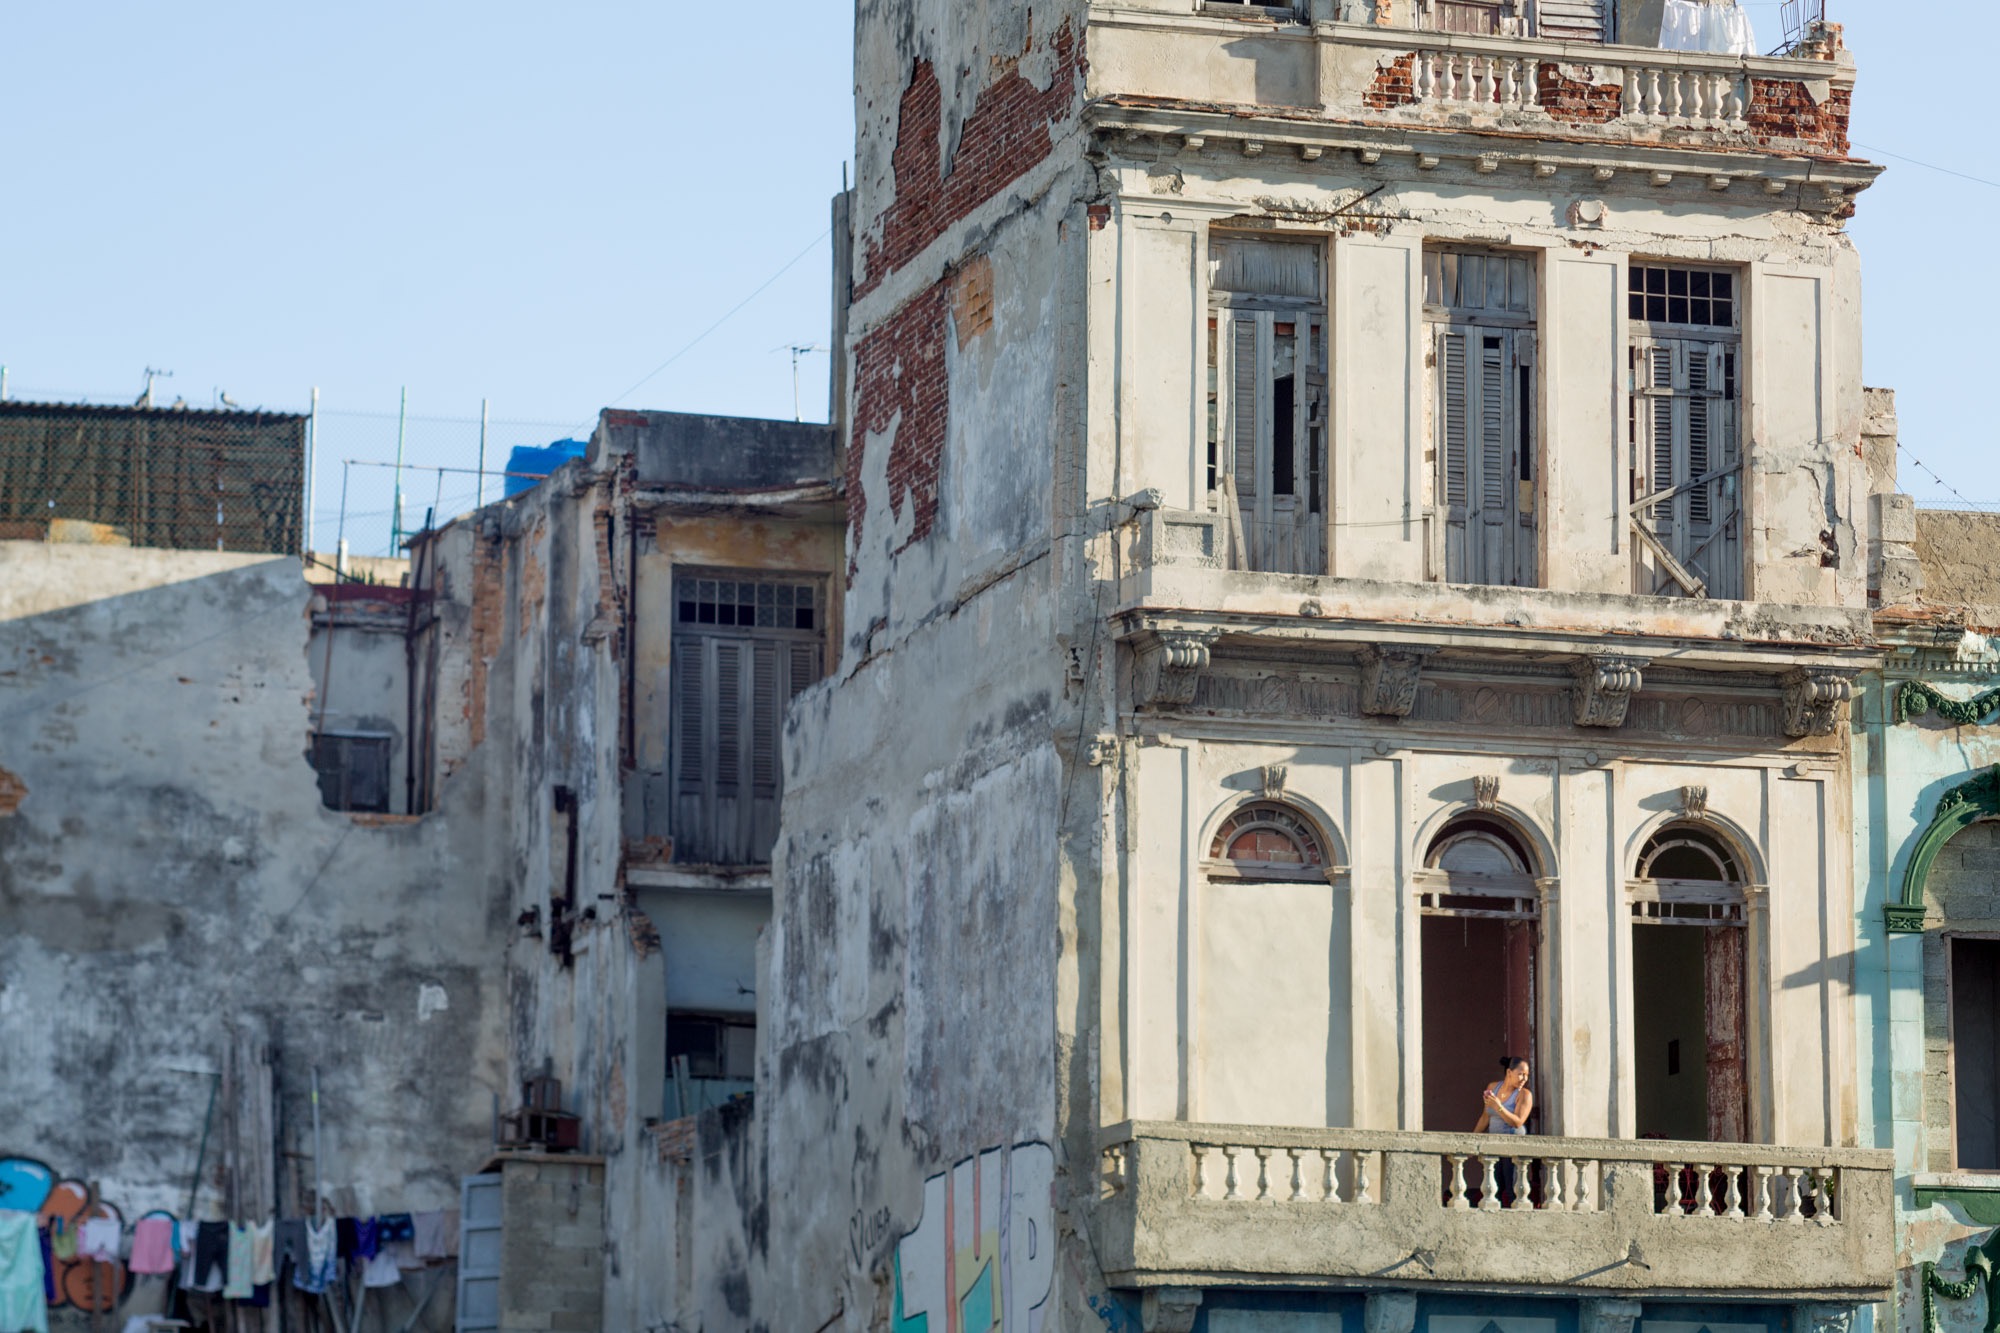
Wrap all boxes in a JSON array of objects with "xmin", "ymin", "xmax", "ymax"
[{"xmin": 0, "ymin": 2, "xmax": 1986, "ymax": 516}]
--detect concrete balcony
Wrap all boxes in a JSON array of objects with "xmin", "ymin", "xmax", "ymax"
[
  {"xmin": 1088, "ymin": 11, "xmax": 1866, "ymax": 172},
  {"xmin": 1095, "ymin": 1122, "xmax": 1894, "ymax": 1300}
]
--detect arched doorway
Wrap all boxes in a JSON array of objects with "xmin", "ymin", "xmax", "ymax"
[
  {"xmin": 1630, "ymin": 823, "xmax": 1749, "ymax": 1143},
  {"xmin": 1417, "ymin": 815, "xmax": 1541, "ymax": 1133}
]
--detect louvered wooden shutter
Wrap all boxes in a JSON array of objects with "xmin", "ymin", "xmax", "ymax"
[
  {"xmin": 1231, "ymin": 317, "xmax": 1260, "ymax": 502},
  {"xmin": 1478, "ymin": 335, "xmax": 1508, "ymax": 521},
  {"xmin": 714, "ymin": 640, "xmax": 742, "ymax": 798},
  {"xmin": 751, "ymin": 642, "xmax": 778, "ymax": 798},
  {"xmin": 676, "ymin": 640, "xmax": 705, "ymax": 797},
  {"xmin": 1440, "ymin": 330, "xmax": 1469, "ymax": 515},
  {"xmin": 1641, "ymin": 343, "xmax": 1676, "ymax": 537},
  {"xmin": 1536, "ymin": 0, "xmax": 1607, "ymax": 41}
]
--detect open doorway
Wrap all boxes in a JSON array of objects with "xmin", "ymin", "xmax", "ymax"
[
  {"xmin": 1418, "ymin": 816, "xmax": 1541, "ymax": 1133},
  {"xmin": 1631, "ymin": 825, "xmax": 1748, "ymax": 1142}
]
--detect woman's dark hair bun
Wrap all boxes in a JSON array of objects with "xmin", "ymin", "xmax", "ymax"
[{"xmin": 1499, "ymin": 1055, "xmax": 1527, "ymax": 1071}]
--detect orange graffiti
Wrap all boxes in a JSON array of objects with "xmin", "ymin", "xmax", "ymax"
[{"xmin": 39, "ymin": 1181, "xmax": 126, "ymax": 1313}]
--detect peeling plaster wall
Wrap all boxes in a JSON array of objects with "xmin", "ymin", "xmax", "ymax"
[{"xmin": 0, "ymin": 543, "xmax": 509, "ymax": 1287}]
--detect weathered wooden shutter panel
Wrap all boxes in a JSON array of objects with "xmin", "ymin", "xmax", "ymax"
[
  {"xmin": 714, "ymin": 640, "xmax": 742, "ymax": 797},
  {"xmin": 751, "ymin": 642, "xmax": 778, "ymax": 796},
  {"xmin": 1232, "ymin": 317, "xmax": 1260, "ymax": 502},
  {"xmin": 1537, "ymin": 0, "xmax": 1607, "ymax": 42},
  {"xmin": 676, "ymin": 640, "xmax": 705, "ymax": 796},
  {"xmin": 1440, "ymin": 330, "xmax": 1469, "ymax": 511},
  {"xmin": 788, "ymin": 643, "xmax": 820, "ymax": 702},
  {"xmin": 1478, "ymin": 335, "xmax": 1508, "ymax": 516}
]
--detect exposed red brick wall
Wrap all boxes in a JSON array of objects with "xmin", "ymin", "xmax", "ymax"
[
  {"xmin": 857, "ymin": 22, "xmax": 1082, "ymax": 299},
  {"xmin": 1364, "ymin": 54, "xmax": 1418, "ymax": 109},
  {"xmin": 1747, "ymin": 80, "xmax": 1850, "ymax": 154},
  {"xmin": 463, "ymin": 535, "xmax": 504, "ymax": 754},
  {"xmin": 1538, "ymin": 63, "xmax": 1623, "ymax": 126},
  {"xmin": 849, "ymin": 278, "xmax": 950, "ymax": 570}
]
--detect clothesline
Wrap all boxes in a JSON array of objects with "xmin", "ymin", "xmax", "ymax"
[{"xmin": 0, "ymin": 1206, "xmax": 461, "ymax": 1333}]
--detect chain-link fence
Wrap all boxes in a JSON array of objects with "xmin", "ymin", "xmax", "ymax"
[
  {"xmin": 0, "ymin": 386, "xmax": 596, "ymax": 565},
  {"xmin": 0, "ymin": 401, "xmax": 305, "ymax": 553}
]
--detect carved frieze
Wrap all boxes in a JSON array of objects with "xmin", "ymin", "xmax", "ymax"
[
  {"xmin": 1474, "ymin": 774, "xmax": 1501, "ymax": 811},
  {"xmin": 1572, "ymin": 656, "xmax": 1646, "ymax": 729},
  {"xmin": 1781, "ymin": 668, "xmax": 1853, "ymax": 738},
  {"xmin": 1132, "ymin": 628, "xmax": 1222, "ymax": 710},
  {"xmin": 1357, "ymin": 646, "xmax": 1434, "ymax": 717}
]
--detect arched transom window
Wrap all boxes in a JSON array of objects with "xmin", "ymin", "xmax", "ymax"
[
  {"xmin": 1418, "ymin": 815, "xmax": 1538, "ymax": 918},
  {"xmin": 1632, "ymin": 824, "xmax": 1744, "ymax": 923},
  {"xmin": 1208, "ymin": 803, "xmax": 1326, "ymax": 878}
]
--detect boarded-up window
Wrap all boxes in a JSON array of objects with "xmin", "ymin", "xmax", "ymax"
[
  {"xmin": 1426, "ymin": 248, "xmax": 1537, "ymax": 589},
  {"xmin": 669, "ymin": 571, "xmax": 824, "ymax": 866},
  {"xmin": 310, "ymin": 732, "xmax": 392, "ymax": 813},
  {"xmin": 1629, "ymin": 264, "xmax": 1742, "ymax": 600},
  {"xmin": 1207, "ymin": 235, "xmax": 1328, "ymax": 576}
]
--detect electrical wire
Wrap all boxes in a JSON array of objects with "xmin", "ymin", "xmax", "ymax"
[
  {"xmin": 1898, "ymin": 444, "xmax": 1989, "ymax": 510},
  {"xmin": 1852, "ymin": 142, "xmax": 2000, "ymax": 193},
  {"xmin": 606, "ymin": 227, "xmax": 833, "ymax": 408}
]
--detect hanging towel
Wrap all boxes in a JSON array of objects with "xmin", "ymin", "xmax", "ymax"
[
  {"xmin": 294, "ymin": 1219, "xmax": 337, "ymax": 1295},
  {"xmin": 78, "ymin": 1216, "xmax": 121, "ymax": 1263},
  {"xmin": 128, "ymin": 1218, "xmax": 177, "ymax": 1275},
  {"xmin": 412, "ymin": 1209, "xmax": 459, "ymax": 1260},
  {"xmin": 0, "ymin": 1210, "xmax": 49, "ymax": 1333},
  {"xmin": 248, "ymin": 1220, "xmax": 274, "ymax": 1286},
  {"xmin": 353, "ymin": 1217, "xmax": 380, "ymax": 1261},
  {"xmin": 222, "ymin": 1223, "xmax": 255, "ymax": 1299},
  {"xmin": 376, "ymin": 1213, "xmax": 414, "ymax": 1244},
  {"xmin": 359, "ymin": 1248, "xmax": 402, "ymax": 1289}
]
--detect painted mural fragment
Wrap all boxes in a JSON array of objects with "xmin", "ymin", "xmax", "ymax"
[
  {"xmin": 0, "ymin": 1156, "xmax": 129, "ymax": 1314},
  {"xmin": 892, "ymin": 1141, "xmax": 1055, "ymax": 1333}
]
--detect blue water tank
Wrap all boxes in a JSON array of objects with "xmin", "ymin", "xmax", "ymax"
[{"xmin": 504, "ymin": 439, "xmax": 588, "ymax": 498}]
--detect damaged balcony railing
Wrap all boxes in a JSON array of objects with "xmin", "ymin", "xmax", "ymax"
[{"xmin": 1095, "ymin": 1122, "xmax": 1892, "ymax": 1296}]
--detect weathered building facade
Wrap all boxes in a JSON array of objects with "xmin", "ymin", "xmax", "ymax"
[{"xmin": 763, "ymin": 2, "xmax": 1896, "ymax": 1331}]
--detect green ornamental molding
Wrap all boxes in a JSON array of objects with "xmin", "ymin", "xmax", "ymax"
[
  {"xmin": 1889, "ymin": 766, "xmax": 2000, "ymax": 934},
  {"xmin": 1922, "ymin": 1227, "xmax": 2000, "ymax": 1333},
  {"xmin": 1899, "ymin": 679, "xmax": 2000, "ymax": 726}
]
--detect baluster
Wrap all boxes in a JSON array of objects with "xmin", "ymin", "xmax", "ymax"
[
  {"xmin": 1476, "ymin": 56, "xmax": 1495, "ymax": 106},
  {"xmin": 1254, "ymin": 1147, "xmax": 1273, "ymax": 1201},
  {"xmin": 1448, "ymin": 1154, "xmax": 1471, "ymax": 1210},
  {"xmin": 1782, "ymin": 1167, "xmax": 1805, "ymax": 1223},
  {"xmin": 1321, "ymin": 1149, "xmax": 1339, "ymax": 1204},
  {"xmin": 1355, "ymin": 1150, "xmax": 1376, "ymax": 1205},
  {"xmin": 1416, "ymin": 51, "xmax": 1436, "ymax": 102},
  {"xmin": 1522, "ymin": 58, "xmax": 1540, "ymax": 107},
  {"xmin": 1724, "ymin": 76, "xmax": 1746, "ymax": 125},
  {"xmin": 1544, "ymin": 1158, "xmax": 1566, "ymax": 1213},
  {"xmin": 1192, "ymin": 1145, "xmax": 1210, "ymax": 1197},
  {"xmin": 1441, "ymin": 54, "xmax": 1458, "ymax": 103},
  {"xmin": 1693, "ymin": 1164, "xmax": 1715, "ymax": 1217},
  {"xmin": 1500, "ymin": 58, "xmax": 1518, "ymax": 108},
  {"xmin": 1813, "ymin": 1167, "xmax": 1837, "ymax": 1225},
  {"xmin": 1724, "ymin": 1166, "xmax": 1745, "ymax": 1219},
  {"xmin": 1663, "ymin": 1163, "xmax": 1684, "ymax": 1216},
  {"xmin": 1667, "ymin": 71, "xmax": 1686, "ymax": 121},
  {"xmin": 1753, "ymin": 1167, "xmax": 1775, "ymax": 1222},
  {"xmin": 1223, "ymin": 1146, "xmax": 1241, "ymax": 1201},
  {"xmin": 1287, "ymin": 1149, "xmax": 1305, "ymax": 1202},
  {"xmin": 1510, "ymin": 1158, "xmax": 1534, "ymax": 1211},
  {"xmin": 1480, "ymin": 1156, "xmax": 1502, "ymax": 1211},
  {"xmin": 1646, "ymin": 67, "xmax": 1664, "ymax": 120},
  {"xmin": 1572, "ymin": 1161, "xmax": 1593, "ymax": 1214},
  {"xmin": 1623, "ymin": 66, "xmax": 1641, "ymax": 116}
]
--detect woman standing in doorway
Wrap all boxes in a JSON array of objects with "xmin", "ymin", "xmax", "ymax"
[{"xmin": 1475, "ymin": 1055, "xmax": 1533, "ymax": 1204}]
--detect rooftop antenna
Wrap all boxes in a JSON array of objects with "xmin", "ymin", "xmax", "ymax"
[
  {"xmin": 138, "ymin": 367, "xmax": 173, "ymax": 408},
  {"xmin": 787, "ymin": 345, "xmax": 827, "ymax": 422}
]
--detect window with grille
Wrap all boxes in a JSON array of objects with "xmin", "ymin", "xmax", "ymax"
[
  {"xmin": 1426, "ymin": 247, "xmax": 1537, "ymax": 589},
  {"xmin": 1207, "ymin": 235, "xmax": 1327, "ymax": 577},
  {"xmin": 310, "ymin": 732, "xmax": 392, "ymax": 813},
  {"xmin": 1628, "ymin": 264, "xmax": 1742, "ymax": 600},
  {"xmin": 670, "ymin": 570, "xmax": 825, "ymax": 866}
]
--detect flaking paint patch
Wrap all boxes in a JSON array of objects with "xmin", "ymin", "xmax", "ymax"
[{"xmin": 0, "ymin": 764, "xmax": 25, "ymax": 815}]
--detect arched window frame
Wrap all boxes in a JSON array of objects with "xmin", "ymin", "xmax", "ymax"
[
  {"xmin": 1415, "ymin": 813, "xmax": 1541, "ymax": 920},
  {"xmin": 1628, "ymin": 822, "xmax": 1749, "ymax": 926},
  {"xmin": 1202, "ymin": 801, "xmax": 1335, "ymax": 883}
]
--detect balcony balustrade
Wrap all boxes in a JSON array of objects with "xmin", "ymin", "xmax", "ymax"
[{"xmin": 1095, "ymin": 1122, "xmax": 1893, "ymax": 1299}]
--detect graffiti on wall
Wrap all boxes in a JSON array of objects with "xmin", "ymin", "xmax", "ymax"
[
  {"xmin": 0, "ymin": 1156, "xmax": 130, "ymax": 1314},
  {"xmin": 891, "ymin": 1141, "xmax": 1055, "ymax": 1333}
]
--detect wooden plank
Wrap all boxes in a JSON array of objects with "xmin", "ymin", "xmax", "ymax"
[{"xmin": 1705, "ymin": 926, "xmax": 1748, "ymax": 1142}]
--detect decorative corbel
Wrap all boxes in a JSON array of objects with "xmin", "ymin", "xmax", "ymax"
[
  {"xmin": 1679, "ymin": 784, "xmax": 1709, "ymax": 822},
  {"xmin": 1357, "ymin": 646, "xmax": 1434, "ymax": 718},
  {"xmin": 1572, "ymin": 656, "xmax": 1645, "ymax": 728},
  {"xmin": 1582, "ymin": 1300, "xmax": 1644, "ymax": 1333},
  {"xmin": 1141, "ymin": 1287, "xmax": 1204, "ymax": 1333},
  {"xmin": 1262, "ymin": 764, "xmax": 1289, "ymax": 801},
  {"xmin": 1132, "ymin": 628, "xmax": 1222, "ymax": 710},
  {"xmin": 1782, "ymin": 668, "xmax": 1853, "ymax": 738},
  {"xmin": 1474, "ymin": 774, "xmax": 1500, "ymax": 812}
]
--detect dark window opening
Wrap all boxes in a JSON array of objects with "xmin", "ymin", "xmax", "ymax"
[
  {"xmin": 667, "ymin": 1012, "xmax": 756, "ymax": 1081},
  {"xmin": 1954, "ymin": 937, "xmax": 2000, "ymax": 1170},
  {"xmin": 1629, "ymin": 265, "xmax": 1736, "ymax": 330},
  {"xmin": 1272, "ymin": 375, "xmax": 1296, "ymax": 496},
  {"xmin": 310, "ymin": 732, "xmax": 391, "ymax": 813}
]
